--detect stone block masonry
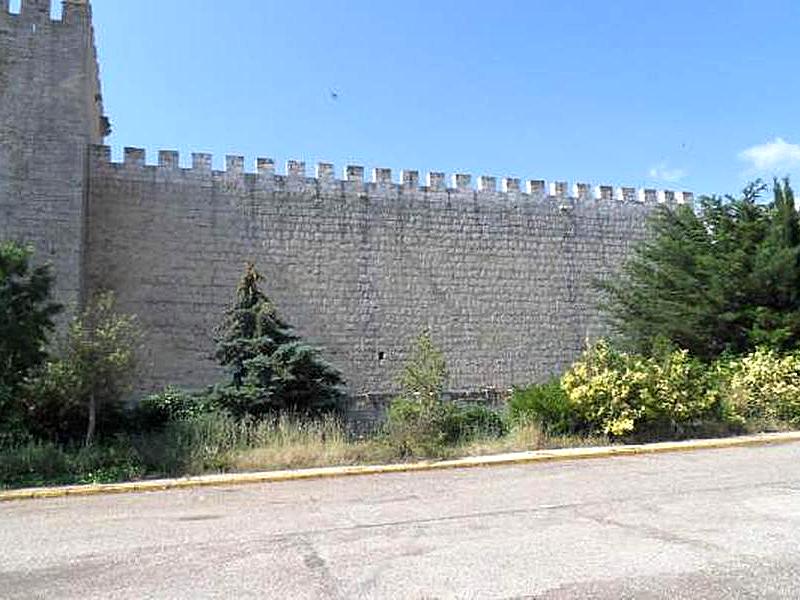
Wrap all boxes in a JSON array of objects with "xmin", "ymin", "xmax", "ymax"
[
  {"xmin": 0, "ymin": 1, "xmax": 696, "ymax": 399},
  {"xmin": 86, "ymin": 148, "xmax": 691, "ymax": 394},
  {"xmin": 0, "ymin": 0, "xmax": 104, "ymax": 319}
]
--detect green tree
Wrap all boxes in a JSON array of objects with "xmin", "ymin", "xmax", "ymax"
[
  {"xmin": 386, "ymin": 329, "xmax": 453, "ymax": 455},
  {"xmin": 0, "ymin": 241, "xmax": 61, "ymax": 438},
  {"xmin": 748, "ymin": 178, "xmax": 800, "ymax": 348},
  {"xmin": 602, "ymin": 179, "xmax": 800, "ymax": 359},
  {"xmin": 212, "ymin": 263, "xmax": 344, "ymax": 417},
  {"xmin": 396, "ymin": 328, "xmax": 448, "ymax": 408},
  {"xmin": 22, "ymin": 292, "xmax": 140, "ymax": 445}
]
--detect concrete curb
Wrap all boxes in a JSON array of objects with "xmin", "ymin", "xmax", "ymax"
[{"xmin": 2, "ymin": 431, "xmax": 799, "ymax": 502}]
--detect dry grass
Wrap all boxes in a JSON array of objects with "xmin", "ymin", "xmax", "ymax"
[
  {"xmin": 229, "ymin": 437, "xmax": 396, "ymax": 471},
  {"xmin": 226, "ymin": 415, "xmax": 398, "ymax": 472},
  {"xmin": 227, "ymin": 417, "xmax": 613, "ymax": 472},
  {"xmin": 457, "ymin": 421, "xmax": 611, "ymax": 458}
]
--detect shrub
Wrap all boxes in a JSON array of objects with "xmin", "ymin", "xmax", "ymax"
[
  {"xmin": 20, "ymin": 292, "xmax": 141, "ymax": 445},
  {"xmin": 386, "ymin": 398, "xmax": 506, "ymax": 457},
  {"xmin": 721, "ymin": 348, "xmax": 800, "ymax": 427},
  {"xmin": 385, "ymin": 330, "xmax": 506, "ymax": 454},
  {"xmin": 385, "ymin": 330, "xmax": 453, "ymax": 456},
  {"xmin": 20, "ymin": 360, "xmax": 86, "ymax": 443},
  {"xmin": 132, "ymin": 386, "xmax": 215, "ymax": 430},
  {"xmin": 561, "ymin": 340, "xmax": 716, "ymax": 437},
  {"xmin": 396, "ymin": 329, "xmax": 448, "ymax": 405},
  {"xmin": 0, "ymin": 441, "xmax": 69, "ymax": 486},
  {"xmin": 645, "ymin": 344, "xmax": 717, "ymax": 429},
  {"xmin": 445, "ymin": 404, "xmax": 507, "ymax": 440},
  {"xmin": 0, "ymin": 438, "xmax": 143, "ymax": 488},
  {"xmin": 561, "ymin": 341, "xmax": 651, "ymax": 437},
  {"xmin": 385, "ymin": 397, "xmax": 452, "ymax": 456},
  {"xmin": 131, "ymin": 411, "xmax": 240, "ymax": 476},
  {"xmin": 509, "ymin": 379, "xmax": 574, "ymax": 434}
]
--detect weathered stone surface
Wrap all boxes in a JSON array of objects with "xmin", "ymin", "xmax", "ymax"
[
  {"xmin": 0, "ymin": 0, "xmax": 104, "ymax": 320},
  {"xmin": 85, "ymin": 151, "xmax": 653, "ymax": 394}
]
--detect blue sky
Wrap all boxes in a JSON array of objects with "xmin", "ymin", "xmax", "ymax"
[{"xmin": 74, "ymin": 1, "xmax": 800, "ymax": 195}]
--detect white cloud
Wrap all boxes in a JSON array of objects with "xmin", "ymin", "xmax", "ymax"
[
  {"xmin": 647, "ymin": 162, "xmax": 687, "ymax": 183},
  {"xmin": 739, "ymin": 137, "xmax": 800, "ymax": 171}
]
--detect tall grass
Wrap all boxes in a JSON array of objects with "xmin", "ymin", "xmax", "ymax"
[
  {"xmin": 132, "ymin": 412, "xmax": 365, "ymax": 476},
  {"xmin": 230, "ymin": 414, "xmax": 397, "ymax": 471},
  {"xmin": 0, "ymin": 410, "xmax": 615, "ymax": 490}
]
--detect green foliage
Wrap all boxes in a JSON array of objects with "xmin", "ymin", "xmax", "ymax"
[
  {"xmin": 386, "ymin": 398, "xmax": 505, "ymax": 456},
  {"xmin": 718, "ymin": 348, "xmax": 800, "ymax": 427},
  {"xmin": 0, "ymin": 241, "xmax": 61, "ymax": 437},
  {"xmin": 509, "ymin": 379, "xmax": 574, "ymax": 434},
  {"xmin": 19, "ymin": 360, "xmax": 86, "ymax": 443},
  {"xmin": 132, "ymin": 411, "xmax": 239, "ymax": 476},
  {"xmin": 386, "ymin": 397, "xmax": 451, "ymax": 456},
  {"xmin": 21, "ymin": 292, "xmax": 141, "ymax": 445},
  {"xmin": 386, "ymin": 330, "xmax": 450, "ymax": 455},
  {"xmin": 0, "ymin": 409, "xmax": 392, "ymax": 489},
  {"xmin": 444, "ymin": 403, "xmax": 507, "ymax": 440},
  {"xmin": 385, "ymin": 330, "xmax": 504, "ymax": 456},
  {"xmin": 131, "ymin": 386, "xmax": 215, "ymax": 430},
  {"xmin": 0, "ymin": 438, "xmax": 143, "ymax": 489},
  {"xmin": 602, "ymin": 179, "xmax": 800, "ymax": 360},
  {"xmin": 213, "ymin": 263, "xmax": 344, "ymax": 417},
  {"xmin": 396, "ymin": 329, "xmax": 448, "ymax": 406},
  {"xmin": 561, "ymin": 340, "xmax": 716, "ymax": 437}
]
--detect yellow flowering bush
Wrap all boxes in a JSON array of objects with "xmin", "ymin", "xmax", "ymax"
[
  {"xmin": 722, "ymin": 348, "xmax": 800, "ymax": 426},
  {"xmin": 561, "ymin": 341, "xmax": 714, "ymax": 437},
  {"xmin": 646, "ymin": 347, "xmax": 717, "ymax": 424},
  {"xmin": 561, "ymin": 341, "xmax": 647, "ymax": 436}
]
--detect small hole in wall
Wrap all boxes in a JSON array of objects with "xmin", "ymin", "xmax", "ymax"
[{"xmin": 377, "ymin": 351, "xmax": 385, "ymax": 362}]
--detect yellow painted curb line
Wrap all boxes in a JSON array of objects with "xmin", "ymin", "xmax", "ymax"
[{"xmin": 2, "ymin": 431, "xmax": 799, "ymax": 502}]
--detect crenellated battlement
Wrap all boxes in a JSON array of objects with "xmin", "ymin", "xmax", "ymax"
[
  {"xmin": 1, "ymin": 0, "xmax": 105, "ymax": 139},
  {"xmin": 89, "ymin": 145, "xmax": 694, "ymax": 207},
  {"xmin": 1, "ymin": 0, "xmax": 91, "ymax": 26}
]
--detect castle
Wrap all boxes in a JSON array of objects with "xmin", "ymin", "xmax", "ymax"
[{"xmin": 0, "ymin": 1, "xmax": 693, "ymax": 404}]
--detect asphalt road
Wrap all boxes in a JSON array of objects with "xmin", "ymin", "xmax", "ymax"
[{"xmin": 2, "ymin": 443, "xmax": 799, "ymax": 599}]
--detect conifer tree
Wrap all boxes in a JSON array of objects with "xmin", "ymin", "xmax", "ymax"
[
  {"xmin": 602, "ymin": 179, "xmax": 800, "ymax": 359},
  {"xmin": 213, "ymin": 263, "xmax": 344, "ymax": 417}
]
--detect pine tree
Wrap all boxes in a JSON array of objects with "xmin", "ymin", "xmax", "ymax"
[
  {"xmin": 213, "ymin": 263, "xmax": 344, "ymax": 417},
  {"xmin": 601, "ymin": 179, "xmax": 800, "ymax": 359}
]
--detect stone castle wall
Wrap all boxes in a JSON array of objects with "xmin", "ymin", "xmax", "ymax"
[
  {"xmin": 86, "ymin": 148, "xmax": 690, "ymax": 395},
  {"xmin": 1, "ymin": 1, "xmax": 694, "ymax": 400},
  {"xmin": 0, "ymin": 0, "xmax": 104, "ymax": 316}
]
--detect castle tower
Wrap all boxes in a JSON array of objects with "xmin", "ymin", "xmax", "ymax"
[{"xmin": 0, "ymin": 0, "xmax": 105, "ymax": 316}]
